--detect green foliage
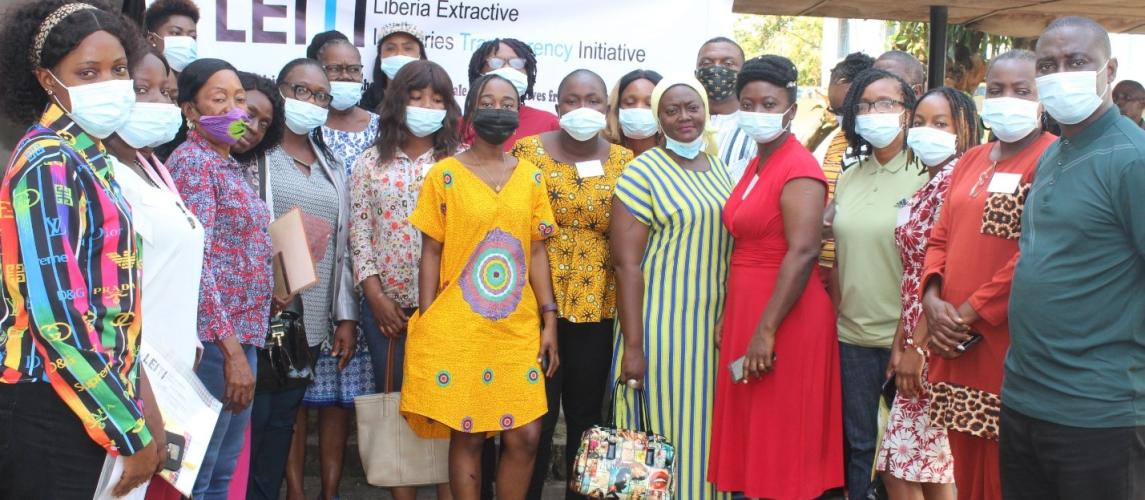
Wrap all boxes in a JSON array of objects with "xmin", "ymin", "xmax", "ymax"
[{"xmin": 733, "ymin": 15, "xmax": 824, "ymax": 87}]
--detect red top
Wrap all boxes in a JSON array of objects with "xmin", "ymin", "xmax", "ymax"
[
  {"xmin": 462, "ymin": 105, "xmax": 559, "ymax": 152},
  {"xmin": 923, "ymin": 132, "xmax": 1056, "ymax": 394}
]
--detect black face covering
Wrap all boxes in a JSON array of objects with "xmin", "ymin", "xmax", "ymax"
[
  {"xmin": 472, "ymin": 109, "xmax": 520, "ymax": 145},
  {"xmin": 695, "ymin": 65, "xmax": 738, "ymax": 102}
]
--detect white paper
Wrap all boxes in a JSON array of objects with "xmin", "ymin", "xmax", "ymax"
[
  {"xmin": 574, "ymin": 160, "xmax": 605, "ymax": 178},
  {"xmin": 741, "ymin": 175, "xmax": 760, "ymax": 200},
  {"xmin": 138, "ymin": 341, "xmax": 224, "ymax": 496},
  {"xmin": 93, "ymin": 455, "xmax": 148, "ymax": 500},
  {"xmin": 987, "ymin": 172, "xmax": 1022, "ymax": 194},
  {"xmin": 421, "ymin": 160, "xmax": 434, "ymax": 177},
  {"xmin": 896, "ymin": 205, "xmax": 911, "ymax": 227}
]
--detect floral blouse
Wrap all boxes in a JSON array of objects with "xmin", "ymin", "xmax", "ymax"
[
  {"xmin": 349, "ymin": 146, "xmax": 442, "ymax": 309},
  {"xmin": 322, "ymin": 112, "xmax": 380, "ymax": 177},
  {"xmin": 894, "ymin": 162, "xmax": 955, "ymax": 342},
  {"xmin": 169, "ymin": 130, "xmax": 273, "ymax": 347},
  {"xmin": 510, "ymin": 135, "xmax": 633, "ymax": 323}
]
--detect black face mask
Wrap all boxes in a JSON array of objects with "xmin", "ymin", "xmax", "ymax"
[
  {"xmin": 472, "ymin": 109, "xmax": 520, "ymax": 145},
  {"xmin": 695, "ymin": 65, "xmax": 738, "ymax": 102}
]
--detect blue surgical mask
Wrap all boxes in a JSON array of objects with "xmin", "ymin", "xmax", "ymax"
[
  {"xmin": 50, "ymin": 73, "xmax": 136, "ymax": 139},
  {"xmin": 665, "ymin": 135, "xmax": 705, "ymax": 160},
  {"xmin": 855, "ymin": 112, "xmax": 903, "ymax": 149},
  {"xmin": 618, "ymin": 108, "xmax": 657, "ymax": 139},
  {"xmin": 738, "ymin": 107, "xmax": 791, "ymax": 144},
  {"xmin": 117, "ymin": 102, "xmax": 183, "ymax": 149},
  {"xmin": 283, "ymin": 97, "xmax": 329, "ymax": 135},
  {"xmin": 981, "ymin": 97, "xmax": 1041, "ymax": 143},
  {"xmin": 405, "ymin": 106, "xmax": 447, "ymax": 138},
  {"xmin": 163, "ymin": 36, "xmax": 197, "ymax": 72},
  {"xmin": 906, "ymin": 126, "xmax": 957, "ymax": 167},
  {"xmin": 380, "ymin": 55, "xmax": 417, "ymax": 80},
  {"xmin": 559, "ymin": 107, "xmax": 606, "ymax": 141},
  {"xmin": 1036, "ymin": 63, "xmax": 1109, "ymax": 125},
  {"xmin": 329, "ymin": 81, "xmax": 364, "ymax": 111}
]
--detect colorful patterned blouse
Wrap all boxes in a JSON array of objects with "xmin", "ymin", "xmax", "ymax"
[
  {"xmin": 510, "ymin": 135, "xmax": 632, "ymax": 322},
  {"xmin": 349, "ymin": 147, "xmax": 439, "ymax": 309},
  {"xmin": 168, "ymin": 130, "xmax": 273, "ymax": 347},
  {"xmin": 322, "ymin": 112, "xmax": 380, "ymax": 177},
  {"xmin": 0, "ymin": 105, "xmax": 151, "ymax": 455}
]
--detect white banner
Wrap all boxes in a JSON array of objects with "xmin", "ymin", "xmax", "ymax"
[{"xmin": 175, "ymin": 0, "xmax": 734, "ymax": 108}]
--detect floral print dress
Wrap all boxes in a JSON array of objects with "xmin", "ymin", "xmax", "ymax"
[{"xmin": 876, "ymin": 162, "xmax": 956, "ymax": 484}]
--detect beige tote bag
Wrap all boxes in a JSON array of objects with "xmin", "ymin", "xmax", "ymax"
[{"xmin": 354, "ymin": 341, "xmax": 449, "ymax": 487}]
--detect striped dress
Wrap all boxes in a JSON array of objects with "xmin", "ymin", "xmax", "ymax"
[{"xmin": 612, "ymin": 147, "xmax": 734, "ymax": 499}]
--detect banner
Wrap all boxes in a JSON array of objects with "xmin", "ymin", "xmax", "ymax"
[{"xmin": 180, "ymin": 0, "xmax": 734, "ymax": 108}]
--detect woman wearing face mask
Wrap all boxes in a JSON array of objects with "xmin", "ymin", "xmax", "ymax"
[
  {"xmin": 401, "ymin": 73, "xmax": 559, "ymax": 498},
  {"xmin": 875, "ymin": 87, "xmax": 982, "ymax": 500},
  {"xmin": 244, "ymin": 58, "xmax": 361, "ymax": 500},
  {"xmin": 165, "ymin": 58, "xmax": 271, "ymax": 499},
  {"xmin": 360, "ymin": 22, "xmax": 427, "ymax": 113},
  {"xmin": 233, "ymin": 71, "xmax": 285, "ymax": 167},
  {"xmin": 0, "ymin": 2, "xmax": 162, "ymax": 496},
  {"xmin": 604, "ymin": 69, "xmax": 663, "ymax": 156},
  {"xmin": 610, "ymin": 76, "xmax": 733, "ymax": 500},
  {"xmin": 142, "ymin": 0, "xmax": 199, "ymax": 73},
  {"xmin": 708, "ymin": 55, "xmax": 843, "ymax": 499},
  {"xmin": 830, "ymin": 67, "xmax": 923, "ymax": 500},
  {"xmin": 464, "ymin": 38, "xmax": 558, "ymax": 151},
  {"xmin": 510, "ymin": 69, "xmax": 634, "ymax": 500},
  {"xmin": 349, "ymin": 59, "xmax": 460, "ymax": 500},
  {"xmin": 313, "ymin": 33, "xmax": 381, "ymax": 177},
  {"xmin": 919, "ymin": 49, "xmax": 1055, "ymax": 500}
]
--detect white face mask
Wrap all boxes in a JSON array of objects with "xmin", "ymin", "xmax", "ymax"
[
  {"xmin": 283, "ymin": 98, "xmax": 329, "ymax": 135},
  {"xmin": 618, "ymin": 108, "xmax": 657, "ymax": 139},
  {"xmin": 558, "ymin": 107, "xmax": 607, "ymax": 141},
  {"xmin": 1036, "ymin": 62, "xmax": 1110, "ymax": 125},
  {"xmin": 163, "ymin": 36, "xmax": 198, "ymax": 72},
  {"xmin": 906, "ymin": 126, "xmax": 958, "ymax": 167},
  {"xmin": 738, "ymin": 107, "xmax": 791, "ymax": 144},
  {"xmin": 116, "ymin": 102, "xmax": 183, "ymax": 149},
  {"xmin": 405, "ymin": 106, "xmax": 447, "ymax": 138},
  {"xmin": 329, "ymin": 81, "xmax": 364, "ymax": 111},
  {"xmin": 981, "ymin": 97, "xmax": 1041, "ymax": 143},
  {"xmin": 380, "ymin": 55, "xmax": 417, "ymax": 80},
  {"xmin": 486, "ymin": 67, "xmax": 528, "ymax": 97},
  {"xmin": 50, "ymin": 74, "xmax": 136, "ymax": 139},
  {"xmin": 855, "ymin": 112, "xmax": 904, "ymax": 149}
]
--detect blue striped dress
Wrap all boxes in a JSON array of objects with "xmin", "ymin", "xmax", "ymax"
[{"xmin": 612, "ymin": 147, "xmax": 734, "ymax": 499}]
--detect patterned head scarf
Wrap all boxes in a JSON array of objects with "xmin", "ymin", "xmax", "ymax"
[{"xmin": 650, "ymin": 76, "xmax": 719, "ymax": 156}]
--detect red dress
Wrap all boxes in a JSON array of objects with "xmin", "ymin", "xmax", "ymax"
[{"xmin": 708, "ymin": 135, "xmax": 844, "ymax": 499}]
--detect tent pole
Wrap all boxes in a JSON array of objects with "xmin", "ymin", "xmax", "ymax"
[{"xmin": 928, "ymin": 5, "xmax": 948, "ymax": 91}]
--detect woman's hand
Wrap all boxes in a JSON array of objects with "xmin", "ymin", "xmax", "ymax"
[
  {"xmin": 923, "ymin": 290, "xmax": 970, "ymax": 351},
  {"xmin": 895, "ymin": 347, "xmax": 926, "ymax": 399},
  {"xmin": 114, "ymin": 440, "xmax": 160, "ymax": 497},
  {"xmin": 367, "ymin": 291, "xmax": 408, "ymax": 338},
  {"xmin": 539, "ymin": 321, "xmax": 560, "ymax": 378},
  {"xmin": 218, "ymin": 337, "xmax": 255, "ymax": 413},
  {"xmin": 620, "ymin": 348, "xmax": 647, "ymax": 390},
  {"xmin": 887, "ymin": 340, "xmax": 903, "ymax": 380},
  {"xmin": 331, "ymin": 321, "xmax": 357, "ymax": 371},
  {"xmin": 744, "ymin": 326, "xmax": 776, "ymax": 380}
]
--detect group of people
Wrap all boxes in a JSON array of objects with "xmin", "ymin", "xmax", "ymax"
[{"xmin": 0, "ymin": 0, "xmax": 1141, "ymax": 499}]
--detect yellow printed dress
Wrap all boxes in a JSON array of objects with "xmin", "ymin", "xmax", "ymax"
[{"xmin": 402, "ymin": 156, "xmax": 557, "ymax": 437}]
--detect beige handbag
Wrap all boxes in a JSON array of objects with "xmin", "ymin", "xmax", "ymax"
[{"xmin": 354, "ymin": 341, "xmax": 449, "ymax": 487}]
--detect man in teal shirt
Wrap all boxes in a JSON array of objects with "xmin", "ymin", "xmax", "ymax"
[{"xmin": 1003, "ymin": 16, "xmax": 1145, "ymax": 500}]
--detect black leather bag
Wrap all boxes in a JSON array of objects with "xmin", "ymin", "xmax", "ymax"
[{"xmin": 257, "ymin": 295, "xmax": 314, "ymax": 391}]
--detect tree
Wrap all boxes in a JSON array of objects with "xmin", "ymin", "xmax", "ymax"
[
  {"xmin": 734, "ymin": 15, "xmax": 824, "ymax": 88},
  {"xmin": 887, "ymin": 21, "xmax": 1035, "ymax": 93}
]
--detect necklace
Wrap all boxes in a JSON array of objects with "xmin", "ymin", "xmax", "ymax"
[
  {"xmin": 969, "ymin": 161, "xmax": 998, "ymax": 198},
  {"xmin": 476, "ymin": 154, "xmax": 511, "ymax": 192}
]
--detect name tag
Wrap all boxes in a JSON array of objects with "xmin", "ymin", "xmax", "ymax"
[
  {"xmin": 896, "ymin": 204, "xmax": 911, "ymax": 227},
  {"xmin": 741, "ymin": 175, "xmax": 759, "ymax": 200},
  {"xmin": 575, "ymin": 160, "xmax": 605, "ymax": 178},
  {"xmin": 987, "ymin": 172, "xmax": 1022, "ymax": 194}
]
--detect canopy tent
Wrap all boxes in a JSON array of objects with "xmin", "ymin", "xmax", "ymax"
[{"xmin": 732, "ymin": 0, "xmax": 1145, "ymax": 89}]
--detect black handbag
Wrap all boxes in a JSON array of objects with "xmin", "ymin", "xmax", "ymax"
[{"xmin": 256, "ymin": 292, "xmax": 314, "ymax": 391}]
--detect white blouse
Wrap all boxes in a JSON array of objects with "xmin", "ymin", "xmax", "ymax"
[{"xmin": 114, "ymin": 156, "xmax": 206, "ymax": 369}]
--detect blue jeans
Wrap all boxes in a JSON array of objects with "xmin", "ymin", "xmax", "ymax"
[
  {"xmin": 839, "ymin": 342, "xmax": 891, "ymax": 500},
  {"xmin": 248, "ymin": 383, "xmax": 308, "ymax": 500},
  {"xmin": 195, "ymin": 343, "xmax": 258, "ymax": 499},
  {"xmin": 362, "ymin": 301, "xmax": 412, "ymax": 392}
]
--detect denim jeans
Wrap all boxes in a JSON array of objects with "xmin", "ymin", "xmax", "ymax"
[
  {"xmin": 361, "ymin": 302, "xmax": 413, "ymax": 392},
  {"xmin": 247, "ymin": 382, "xmax": 308, "ymax": 500},
  {"xmin": 838, "ymin": 341, "xmax": 891, "ymax": 500},
  {"xmin": 195, "ymin": 343, "xmax": 258, "ymax": 499},
  {"xmin": 0, "ymin": 382, "xmax": 107, "ymax": 499}
]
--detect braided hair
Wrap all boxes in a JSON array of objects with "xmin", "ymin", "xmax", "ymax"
[
  {"xmin": 737, "ymin": 54, "xmax": 799, "ymax": 104},
  {"xmin": 906, "ymin": 87, "xmax": 982, "ymax": 166},
  {"xmin": 830, "ymin": 52, "xmax": 875, "ymax": 85},
  {"xmin": 466, "ymin": 38, "xmax": 538, "ymax": 102},
  {"xmin": 306, "ymin": 30, "xmax": 349, "ymax": 60},
  {"xmin": 842, "ymin": 68, "xmax": 917, "ymax": 159}
]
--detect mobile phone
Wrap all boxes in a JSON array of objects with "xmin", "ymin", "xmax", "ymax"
[
  {"xmin": 163, "ymin": 432, "xmax": 186, "ymax": 472},
  {"xmin": 728, "ymin": 356, "xmax": 746, "ymax": 383},
  {"xmin": 541, "ymin": 352, "xmax": 550, "ymax": 373},
  {"xmin": 881, "ymin": 378, "xmax": 897, "ymax": 404},
  {"xmin": 956, "ymin": 332, "xmax": 983, "ymax": 352}
]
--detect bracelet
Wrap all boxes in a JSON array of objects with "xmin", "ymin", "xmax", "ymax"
[
  {"xmin": 540, "ymin": 303, "xmax": 558, "ymax": 314},
  {"xmin": 905, "ymin": 337, "xmax": 929, "ymax": 357}
]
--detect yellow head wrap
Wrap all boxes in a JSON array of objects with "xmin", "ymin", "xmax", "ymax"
[{"xmin": 650, "ymin": 76, "xmax": 719, "ymax": 157}]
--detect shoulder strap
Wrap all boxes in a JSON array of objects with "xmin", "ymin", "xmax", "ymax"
[{"xmin": 256, "ymin": 154, "xmax": 270, "ymax": 204}]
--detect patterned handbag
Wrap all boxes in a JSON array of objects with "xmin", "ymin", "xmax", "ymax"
[{"xmin": 570, "ymin": 380, "xmax": 674, "ymax": 499}]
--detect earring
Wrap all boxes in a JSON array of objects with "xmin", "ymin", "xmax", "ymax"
[{"xmin": 187, "ymin": 118, "xmax": 196, "ymax": 130}]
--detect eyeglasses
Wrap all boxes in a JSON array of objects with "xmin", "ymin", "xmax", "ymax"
[
  {"xmin": 281, "ymin": 83, "xmax": 332, "ymax": 105},
  {"xmin": 853, "ymin": 99, "xmax": 905, "ymax": 115},
  {"xmin": 486, "ymin": 57, "xmax": 526, "ymax": 71},
  {"xmin": 323, "ymin": 64, "xmax": 363, "ymax": 77}
]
